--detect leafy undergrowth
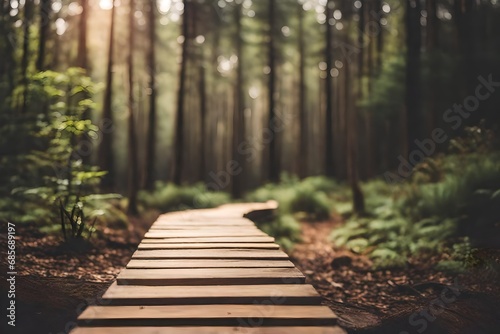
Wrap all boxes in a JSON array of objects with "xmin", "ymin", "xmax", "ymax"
[
  {"xmin": 138, "ymin": 182, "xmax": 231, "ymax": 212},
  {"xmin": 331, "ymin": 151, "xmax": 500, "ymax": 270},
  {"xmin": 245, "ymin": 175, "xmax": 342, "ymax": 250}
]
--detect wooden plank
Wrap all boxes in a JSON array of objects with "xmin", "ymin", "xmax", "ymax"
[
  {"xmin": 137, "ymin": 243, "xmax": 279, "ymax": 250},
  {"xmin": 127, "ymin": 259, "xmax": 295, "ymax": 269},
  {"xmin": 72, "ymin": 326, "xmax": 347, "ymax": 334},
  {"xmin": 154, "ymin": 220, "xmax": 255, "ymax": 225},
  {"xmin": 144, "ymin": 231, "xmax": 268, "ymax": 238},
  {"xmin": 77, "ymin": 305, "xmax": 337, "ymax": 327},
  {"xmin": 141, "ymin": 236, "xmax": 275, "ymax": 243},
  {"xmin": 132, "ymin": 249, "xmax": 289, "ymax": 260},
  {"xmin": 149, "ymin": 225, "xmax": 260, "ymax": 230},
  {"xmin": 102, "ymin": 282, "xmax": 321, "ymax": 305},
  {"xmin": 117, "ymin": 268, "xmax": 305, "ymax": 285}
]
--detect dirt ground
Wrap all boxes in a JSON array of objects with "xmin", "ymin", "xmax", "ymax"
[
  {"xmin": 1, "ymin": 211, "xmax": 499, "ymax": 334},
  {"xmin": 290, "ymin": 217, "xmax": 500, "ymax": 334}
]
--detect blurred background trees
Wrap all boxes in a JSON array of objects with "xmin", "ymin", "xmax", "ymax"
[{"xmin": 1, "ymin": 0, "xmax": 500, "ymax": 215}]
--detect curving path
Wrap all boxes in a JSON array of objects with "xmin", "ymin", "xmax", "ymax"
[{"xmin": 71, "ymin": 201, "xmax": 346, "ymax": 334}]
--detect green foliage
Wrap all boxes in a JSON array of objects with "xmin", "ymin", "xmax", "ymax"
[
  {"xmin": 245, "ymin": 175, "xmax": 338, "ymax": 249},
  {"xmin": 289, "ymin": 185, "xmax": 331, "ymax": 220},
  {"xmin": 245, "ymin": 174, "xmax": 335, "ymax": 219},
  {"xmin": 0, "ymin": 69, "xmax": 125, "ymax": 242},
  {"xmin": 59, "ymin": 200, "xmax": 97, "ymax": 241},
  {"xmin": 358, "ymin": 55, "xmax": 405, "ymax": 121},
  {"xmin": 330, "ymin": 130, "xmax": 500, "ymax": 268},
  {"xmin": 256, "ymin": 215, "xmax": 301, "ymax": 251},
  {"xmin": 436, "ymin": 237, "xmax": 478, "ymax": 274},
  {"xmin": 139, "ymin": 182, "xmax": 231, "ymax": 212},
  {"xmin": 401, "ymin": 153, "xmax": 500, "ymax": 223}
]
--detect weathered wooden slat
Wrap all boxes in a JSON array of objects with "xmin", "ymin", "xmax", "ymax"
[
  {"xmin": 117, "ymin": 268, "xmax": 305, "ymax": 285},
  {"xmin": 149, "ymin": 225, "xmax": 260, "ymax": 231},
  {"xmin": 127, "ymin": 259, "xmax": 295, "ymax": 269},
  {"xmin": 77, "ymin": 305, "xmax": 337, "ymax": 327},
  {"xmin": 141, "ymin": 236, "xmax": 275, "ymax": 243},
  {"xmin": 144, "ymin": 231, "xmax": 268, "ymax": 238},
  {"xmin": 137, "ymin": 243, "xmax": 279, "ymax": 250},
  {"xmin": 72, "ymin": 326, "xmax": 346, "ymax": 334},
  {"xmin": 153, "ymin": 220, "xmax": 255, "ymax": 226},
  {"xmin": 132, "ymin": 249, "xmax": 289, "ymax": 260},
  {"xmin": 102, "ymin": 282, "xmax": 321, "ymax": 305}
]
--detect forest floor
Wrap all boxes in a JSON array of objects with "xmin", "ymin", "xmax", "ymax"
[
  {"xmin": 0, "ymin": 210, "xmax": 159, "ymax": 334},
  {"xmin": 290, "ymin": 216, "xmax": 500, "ymax": 334},
  {"xmin": 1, "ymin": 209, "xmax": 499, "ymax": 334}
]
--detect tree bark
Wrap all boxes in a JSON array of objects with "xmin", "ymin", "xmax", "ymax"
[
  {"xmin": 405, "ymin": 0, "xmax": 422, "ymax": 154},
  {"xmin": 324, "ymin": 0, "xmax": 335, "ymax": 177},
  {"xmin": 76, "ymin": 0, "xmax": 88, "ymax": 69},
  {"xmin": 98, "ymin": 1, "xmax": 116, "ymax": 189},
  {"xmin": 144, "ymin": 1, "xmax": 157, "ymax": 190},
  {"xmin": 37, "ymin": 0, "xmax": 51, "ymax": 71},
  {"xmin": 21, "ymin": 0, "xmax": 34, "ymax": 113},
  {"xmin": 298, "ymin": 4, "xmax": 307, "ymax": 178},
  {"xmin": 267, "ymin": 0, "xmax": 279, "ymax": 182},
  {"xmin": 232, "ymin": 3, "xmax": 245, "ymax": 197},
  {"xmin": 127, "ymin": 0, "xmax": 139, "ymax": 215},
  {"xmin": 173, "ymin": 0, "xmax": 190, "ymax": 184}
]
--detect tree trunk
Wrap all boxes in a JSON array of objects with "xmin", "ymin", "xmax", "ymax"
[
  {"xmin": 324, "ymin": 0, "xmax": 335, "ymax": 177},
  {"xmin": 76, "ymin": 0, "xmax": 88, "ymax": 69},
  {"xmin": 405, "ymin": 0, "xmax": 422, "ymax": 154},
  {"xmin": 267, "ymin": 0, "xmax": 279, "ymax": 183},
  {"xmin": 297, "ymin": 4, "xmax": 307, "ymax": 178},
  {"xmin": 232, "ymin": 3, "xmax": 244, "ymax": 197},
  {"xmin": 37, "ymin": 0, "xmax": 51, "ymax": 71},
  {"xmin": 98, "ymin": 1, "xmax": 116, "ymax": 189},
  {"xmin": 173, "ymin": 0, "xmax": 190, "ymax": 185},
  {"xmin": 1, "ymin": 1, "xmax": 16, "ymax": 97},
  {"xmin": 375, "ymin": 0, "xmax": 383, "ymax": 70},
  {"xmin": 426, "ymin": 0, "xmax": 440, "ymax": 131},
  {"xmin": 199, "ymin": 61, "xmax": 207, "ymax": 183},
  {"xmin": 127, "ymin": 0, "xmax": 139, "ymax": 215},
  {"xmin": 347, "ymin": 51, "xmax": 365, "ymax": 214},
  {"xmin": 21, "ymin": 0, "xmax": 34, "ymax": 113},
  {"xmin": 144, "ymin": 1, "xmax": 157, "ymax": 190}
]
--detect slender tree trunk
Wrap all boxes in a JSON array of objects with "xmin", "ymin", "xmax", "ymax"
[
  {"xmin": 324, "ymin": 0, "xmax": 335, "ymax": 177},
  {"xmin": 37, "ymin": 0, "xmax": 51, "ymax": 70},
  {"xmin": 21, "ymin": 0, "xmax": 34, "ymax": 113},
  {"xmin": 173, "ymin": 0, "xmax": 190, "ymax": 184},
  {"xmin": 426, "ymin": 0, "xmax": 439, "ymax": 131},
  {"xmin": 375, "ymin": 0, "xmax": 383, "ymax": 70},
  {"xmin": 199, "ymin": 60, "xmax": 207, "ymax": 182},
  {"xmin": 405, "ymin": 0, "xmax": 422, "ymax": 153},
  {"xmin": 127, "ymin": 0, "xmax": 139, "ymax": 215},
  {"xmin": 98, "ymin": 1, "xmax": 116, "ymax": 189},
  {"xmin": 267, "ymin": 0, "xmax": 279, "ymax": 182},
  {"xmin": 298, "ymin": 4, "xmax": 307, "ymax": 178},
  {"xmin": 346, "ymin": 46, "xmax": 365, "ymax": 214},
  {"xmin": 358, "ymin": 0, "xmax": 365, "ymax": 83},
  {"xmin": 232, "ymin": 3, "xmax": 244, "ymax": 197},
  {"xmin": 76, "ymin": 0, "xmax": 88, "ymax": 69},
  {"xmin": 1, "ymin": 1, "xmax": 15, "ymax": 96},
  {"xmin": 145, "ymin": 2, "xmax": 157, "ymax": 190}
]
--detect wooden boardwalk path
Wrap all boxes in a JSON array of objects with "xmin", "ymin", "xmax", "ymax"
[{"xmin": 71, "ymin": 202, "xmax": 345, "ymax": 334}]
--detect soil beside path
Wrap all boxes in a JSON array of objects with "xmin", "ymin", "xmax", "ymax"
[{"xmin": 289, "ymin": 216, "xmax": 500, "ymax": 334}]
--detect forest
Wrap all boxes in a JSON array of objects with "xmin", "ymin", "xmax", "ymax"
[{"xmin": 1, "ymin": 0, "xmax": 500, "ymax": 333}]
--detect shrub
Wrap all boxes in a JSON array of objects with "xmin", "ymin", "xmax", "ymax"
[
  {"xmin": 139, "ymin": 182, "xmax": 231, "ymax": 212},
  {"xmin": 330, "ymin": 148, "xmax": 500, "ymax": 269},
  {"xmin": 256, "ymin": 215, "xmax": 301, "ymax": 251},
  {"xmin": 289, "ymin": 185, "xmax": 331, "ymax": 220}
]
